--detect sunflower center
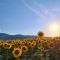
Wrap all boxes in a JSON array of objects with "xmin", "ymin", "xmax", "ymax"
[
  {"xmin": 50, "ymin": 44, "xmax": 54, "ymax": 47},
  {"xmin": 7, "ymin": 45, "xmax": 10, "ymax": 47},
  {"xmin": 23, "ymin": 47, "xmax": 26, "ymax": 50},
  {"xmin": 4, "ymin": 44, "xmax": 7, "ymax": 47},
  {"xmin": 15, "ymin": 50, "xmax": 19, "ymax": 55}
]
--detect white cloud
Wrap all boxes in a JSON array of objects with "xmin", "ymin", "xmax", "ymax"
[
  {"xmin": 21, "ymin": 0, "xmax": 60, "ymax": 21},
  {"xmin": 21, "ymin": 0, "xmax": 46, "ymax": 18}
]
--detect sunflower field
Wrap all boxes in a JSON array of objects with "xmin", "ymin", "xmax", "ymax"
[{"xmin": 0, "ymin": 32, "xmax": 60, "ymax": 60}]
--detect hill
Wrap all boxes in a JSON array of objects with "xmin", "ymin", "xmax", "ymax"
[{"xmin": 0, "ymin": 33, "xmax": 35, "ymax": 40}]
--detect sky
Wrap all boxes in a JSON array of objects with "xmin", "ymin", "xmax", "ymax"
[{"xmin": 0, "ymin": 0, "xmax": 60, "ymax": 36}]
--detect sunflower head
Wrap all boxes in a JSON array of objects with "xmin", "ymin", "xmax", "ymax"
[
  {"xmin": 31, "ymin": 41, "xmax": 36, "ymax": 48},
  {"xmin": 12, "ymin": 48, "xmax": 22, "ymax": 58},
  {"xmin": 37, "ymin": 31, "xmax": 44, "ymax": 38},
  {"xmin": 21, "ymin": 46, "xmax": 28, "ymax": 53},
  {"xmin": 48, "ymin": 42, "xmax": 55, "ymax": 49},
  {"xmin": 3, "ymin": 43, "xmax": 12, "ymax": 49}
]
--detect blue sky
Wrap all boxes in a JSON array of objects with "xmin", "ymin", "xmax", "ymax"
[{"xmin": 0, "ymin": 0, "xmax": 60, "ymax": 36}]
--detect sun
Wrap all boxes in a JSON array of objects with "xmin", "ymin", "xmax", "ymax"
[
  {"xmin": 50, "ymin": 23, "xmax": 59, "ymax": 31},
  {"xmin": 48, "ymin": 22, "xmax": 60, "ymax": 37}
]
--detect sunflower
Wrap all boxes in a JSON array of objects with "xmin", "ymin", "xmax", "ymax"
[
  {"xmin": 0, "ymin": 40, "xmax": 4, "ymax": 45},
  {"xmin": 12, "ymin": 48, "xmax": 22, "ymax": 58},
  {"xmin": 30, "ymin": 41, "xmax": 36, "ymax": 48},
  {"xmin": 7, "ymin": 40, "xmax": 12, "ymax": 44},
  {"xmin": 37, "ymin": 40, "xmax": 41, "ymax": 45},
  {"xmin": 21, "ymin": 46, "xmax": 28, "ymax": 53},
  {"xmin": 27, "ymin": 41, "xmax": 31, "ymax": 46},
  {"xmin": 37, "ymin": 31, "xmax": 44, "ymax": 39},
  {"xmin": 48, "ymin": 42, "xmax": 55, "ymax": 49},
  {"xmin": 12, "ymin": 40, "xmax": 16, "ymax": 44},
  {"xmin": 40, "ymin": 39, "xmax": 48, "ymax": 46},
  {"xmin": 0, "ymin": 41, "xmax": 3, "ymax": 45},
  {"xmin": 3, "ymin": 43, "xmax": 12, "ymax": 49},
  {"xmin": 21, "ymin": 41, "xmax": 26, "ymax": 45}
]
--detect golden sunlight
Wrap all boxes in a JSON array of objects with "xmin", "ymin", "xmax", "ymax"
[{"xmin": 48, "ymin": 22, "xmax": 60, "ymax": 37}]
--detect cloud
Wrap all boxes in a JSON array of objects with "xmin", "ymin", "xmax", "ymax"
[
  {"xmin": 21, "ymin": 0, "xmax": 54, "ymax": 20},
  {"xmin": 21, "ymin": 0, "xmax": 60, "ymax": 21},
  {"xmin": 21, "ymin": 0, "xmax": 46, "ymax": 18}
]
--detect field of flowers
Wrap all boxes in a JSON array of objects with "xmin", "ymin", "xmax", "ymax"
[{"xmin": 0, "ymin": 32, "xmax": 60, "ymax": 60}]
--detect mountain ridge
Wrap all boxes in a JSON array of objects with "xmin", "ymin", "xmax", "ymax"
[{"xmin": 0, "ymin": 33, "xmax": 35, "ymax": 40}]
